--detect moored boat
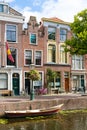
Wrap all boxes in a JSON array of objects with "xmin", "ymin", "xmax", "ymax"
[{"xmin": 5, "ymin": 104, "xmax": 63, "ymax": 118}]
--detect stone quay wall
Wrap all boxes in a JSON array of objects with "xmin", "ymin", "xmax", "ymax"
[{"xmin": 0, "ymin": 96, "xmax": 87, "ymax": 117}]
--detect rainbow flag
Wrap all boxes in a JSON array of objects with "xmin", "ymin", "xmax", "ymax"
[{"xmin": 6, "ymin": 42, "xmax": 14, "ymax": 63}]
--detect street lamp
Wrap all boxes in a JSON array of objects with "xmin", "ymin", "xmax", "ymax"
[{"xmin": 30, "ymin": 64, "xmax": 35, "ymax": 100}]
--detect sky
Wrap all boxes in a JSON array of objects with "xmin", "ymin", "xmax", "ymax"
[{"xmin": 2, "ymin": 0, "xmax": 87, "ymax": 24}]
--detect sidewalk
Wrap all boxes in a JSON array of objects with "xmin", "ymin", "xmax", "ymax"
[{"xmin": 0, "ymin": 92, "xmax": 87, "ymax": 102}]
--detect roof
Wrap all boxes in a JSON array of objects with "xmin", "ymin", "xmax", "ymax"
[
  {"xmin": 9, "ymin": 7, "xmax": 22, "ymax": 16},
  {"xmin": 41, "ymin": 17, "xmax": 70, "ymax": 25}
]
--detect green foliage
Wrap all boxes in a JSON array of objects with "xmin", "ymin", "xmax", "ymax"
[
  {"xmin": 46, "ymin": 68, "xmax": 57, "ymax": 87},
  {"xmin": 0, "ymin": 119, "xmax": 8, "ymax": 124},
  {"xmin": 59, "ymin": 109, "xmax": 87, "ymax": 116},
  {"xmin": 28, "ymin": 69, "xmax": 40, "ymax": 81},
  {"xmin": 64, "ymin": 9, "xmax": 87, "ymax": 55}
]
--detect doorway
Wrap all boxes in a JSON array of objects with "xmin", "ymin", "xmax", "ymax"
[{"xmin": 12, "ymin": 73, "xmax": 19, "ymax": 95}]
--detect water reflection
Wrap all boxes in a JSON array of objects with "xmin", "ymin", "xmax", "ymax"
[{"xmin": 0, "ymin": 112, "xmax": 87, "ymax": 130}]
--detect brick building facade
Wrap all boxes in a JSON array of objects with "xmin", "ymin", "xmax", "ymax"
[
  {"xmin": 0, "ymin": 2, "xmax": 87, "ymax": 95},
  {"xmin": 0, "ymin": 2, "xmax": 24, "ymax": 95}
]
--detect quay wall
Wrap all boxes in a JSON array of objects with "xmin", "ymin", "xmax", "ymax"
[{"xmin": 0, "ymin": 96, "xmax": 87, "ymax": 117}]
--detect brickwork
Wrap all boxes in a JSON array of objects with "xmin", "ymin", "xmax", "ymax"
[{"xmin": 0, "ymin": 96, "xmax": 87, "ymax": 117}]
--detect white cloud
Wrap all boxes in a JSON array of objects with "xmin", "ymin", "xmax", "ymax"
[
  {"xmin": 20, "ymin": 0, "xmax": 87, "ymax": 24},
  {"xmin": 41, "ymin": 0, "xmax": 87, "ymax": 22},
  {"xmin": 4, "ymin": 0, "xmax": 15, "ymax": 2},
  {"xmin": 33, "ymin": 0, "xmax": 41, "ymax": 6}
]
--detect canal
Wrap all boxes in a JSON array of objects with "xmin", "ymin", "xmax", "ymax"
[{"xmin": 0, "ymin": 111, "xmax": 87, "ymax": 130}]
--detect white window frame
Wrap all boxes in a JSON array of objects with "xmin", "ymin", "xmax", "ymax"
[
  {"xmin": 6, "ymin": 48, "xmax": 17, "ymax": 67},
  {"xmin": 48, "ymin": 44, "xmax": 56, "ymax": 63},
  {"xmin": 48, "ymin": 27, "xmax": 56, "ymax": 40},
  {"xmin": 72, "ymin": 55, "xmax": 84, "ymax": 70},
  {"xmin": 5, "ymin": 24, "xmax": 18, "ymax": 43},
  {"xmin": 60, "ymin": 28, "xmax": 67, "ymax": 42},
  {"xmin": 33, "ymin": 71, "xmax": 44, "ymax": 88},
  {"xmin": 59, "ymin": 45, "xmax": 67, "ymax": 64},
  {"xmin": 34, "ymin": 50, "xmax": 43, "ymax": 66},
  {"xmin": 24, "ymin": 49, "xmax": 33, "ymax": 66},
  {"xmin": 30, "ymin": 33, "xmax": 38, "ymax": 45}
]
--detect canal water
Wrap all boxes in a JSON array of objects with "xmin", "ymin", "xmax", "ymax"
[{"xmin": 0, "ymin": 112, "xmax": 87, "ymax": 130}]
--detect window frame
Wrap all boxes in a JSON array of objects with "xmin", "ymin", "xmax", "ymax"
[
  {"xmin": 60, "ymin": 45, "xmax": 67, "ymax": 64},
  {"xmin": 24, "ymin": 49, "xmax": 33, "ymax": 66},
  {"xmin": 7, "ymin": 48, "xmax": 17, "ymax": 67},
  {"xmin": 34, "ymin": 50, "xmax": 42, "ymax": 66},
  {"xmin": 0, "ymin": 73, "xmax": 8, "ymax": 89},
  {"xmin": 72, "ymin": 55, "xmax": 84, "ymax": 70},
  {"xmin": 48, "ymin": 44, "xmax": 56, "ymax": 63},
  {"xmin": 33, "ymin": 71, "xmax": 43, "ymax": 89},
  {"xmin": 30, "ymin": 33, "xmax": 37, "ymax": 45},
  {"xmin": 60, "ymin": 28, "xmax": 67, "ymax": 42},
  {"xmin": 48, "ymin": 27, "xmax": 56, "ymax": 41},
  {"xmin": 6, "ymin": 24, "xmax": 17, "ymax": 43},
  {"xmin": 0, "ymin": 4, "xmax": 8, "ymax": 13}
]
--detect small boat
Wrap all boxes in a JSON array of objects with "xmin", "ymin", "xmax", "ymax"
[{"xmin": 5, "ymin": 104, "xmax": 63, "ymax": 118}]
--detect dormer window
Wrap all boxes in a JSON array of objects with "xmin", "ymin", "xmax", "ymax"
[{"xmin": 0, "ymin": 4, "xmax": 8, "ymax": 13}]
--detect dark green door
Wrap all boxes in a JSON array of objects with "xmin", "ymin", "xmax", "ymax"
[{"xmin": 12, "ymin": 73, "xmax": 19, "ymax": 95}]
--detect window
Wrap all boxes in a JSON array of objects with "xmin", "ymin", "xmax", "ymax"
[
  {"xmin": 6, "ymin": 25, "xmax": 16, "ymax": 42},
  {"xmin": 72, "ymin": 75, "xmax": 84, "ymax": 89},
  {"xmin": 60, "ymin": 28, "xmax": 67, "ymax": 41},
  {"xmin": 35, "ymin": 51, "xmax": 42, "ymax": 65},
  {"xmin": 25, "ymin": 72, "xmax": 31, "ymax": 94},
  {"xmin": 24, "ymin": 50, "xmax": 32, "ymax": 65},
  {"xmin": 0, "ymin": 73, "xmax": 8, "ymax": 89},
  {"xmin": 48, "ymin": 27, "xmax": 56, "ymax": 40},
  {"xmin": 48, "ymin": 44, "xmax": 56, "ymax": 63},
  {"xmin": 0, "ymin": 4, "xmax": 8, "ymax": 13},
  {"xmin": 7, "ymin": 48, "xmax": 16, "ymax": 66},
  {"xmin": 55, "ymin": 72, "xmax": 61, "ymax": 88},
  {"xmin": 0, "ymin": 4, "xmax": 3, "ymax": 12},
  {"xmin": 30, "ymin": 33, "xmax": 37, "ymax": 45},
  {"xmin": 60, "ymin": 46, "xmax": 67, "ymax": 63},
  {"xmin": 50, "ymin": 72, "xmax": 61, "ymax": 89},
  {"xmin": 72, "ymin": 55, "xmax": 84, "ymax": 70},
  {"xmin": 34, "ymin": 72, "xmax": 42, "ymax": 89}
]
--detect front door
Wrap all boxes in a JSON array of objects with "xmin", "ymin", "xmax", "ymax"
[
  {"xmin": 65, "ymin": 78, "xmax": 69, "ymax": 92},
  {"xmin": 12, "ymin": 73, "xmax": 19, "ymax": 95},
  {"xmin": 25, "ymin": 79, "xmax": 30, "ymax": 94},
  {"xmin": 64, "ymin": 72, "xmax": 69, "ymax": 92}
]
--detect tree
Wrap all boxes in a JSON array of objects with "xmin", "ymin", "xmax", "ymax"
[
  {"xmin": 64, "ymin": 9, "xmax": 87, "ymax": 55},
  {"xmin": 28, "ymin": 69, "xmax": 40, "ymax": 100},
  {"xmin": 46, "ymin": 68, "xmax": 57, "ymax": 94},
  {"xmin": 28, "ymin": 69, "xmax": 40, "ymax": 81}
]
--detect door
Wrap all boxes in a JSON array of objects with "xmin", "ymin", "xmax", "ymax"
[
  {"xmin": 25, "ymin": 79, "xmax": 30, "ymax": 94},
  {"xmin": 65, "ymin": 78, "xmax": 69, "ymax": 92},
  {"xmin": 12, "ymin": 73, "xmax": 19, "ymax": 95},
  {"xmin": 25, "ymin": 72, "xmax": 31, "ymax": 94},
  {"xmin": 64, "ymin": 72, "xmax": 69, "ymax": 92}
]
